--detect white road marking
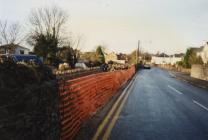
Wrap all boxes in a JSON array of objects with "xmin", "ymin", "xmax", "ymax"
[
  {"xmin": 193, "ymin": 100, "xmax": 208, "ymax": 112},
  {"xmin": 169, "ymin": 72, "xmax": 175, "ymax": 77},
  {"xmin": 168, "ymin": 85, "xmax": 183, "ymax": 95}
]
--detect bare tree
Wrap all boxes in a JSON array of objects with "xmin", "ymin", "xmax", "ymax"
[
  {"xmin": 59, "ymin": 34, "xmax": 83, "ymax": 66},
  {"xmin": 28, "ymin": 6, "xmax": 68, "ymax": 43},
  {"xmin": 72, "ymin": 35, "xmax": 83, "ymax": 50},
  {"xmin": 0, "ymin": 20, "xmax": 23, "ymax": 45},
  {"xmin": 27, "ymin": 6, "xmax": 68, "ymax": 64}
]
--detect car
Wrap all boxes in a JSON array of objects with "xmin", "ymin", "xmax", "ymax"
[
  {"xmin": 143, "ymin": 64, "xmax": 151, "ymax": 69},
  {"xmin": 0, "ymin": 54, "xmax": 43, "ymax": 65},
  {"xmin": 11, "ymin": 54, "xmax": 43, "ymax": 65}
]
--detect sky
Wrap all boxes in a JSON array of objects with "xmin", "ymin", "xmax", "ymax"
[{"xmin": 1, "ymin": 0, "xmax": 208, "ymax": 54}]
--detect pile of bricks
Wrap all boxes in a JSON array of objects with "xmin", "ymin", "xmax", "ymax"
[{"xmin": 59, "ymin": 67, "xmax": 135, "ymax": 140}]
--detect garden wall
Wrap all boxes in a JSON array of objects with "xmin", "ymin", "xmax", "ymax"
[
  {"xmin": 191, "ymin": 64, "xmax": 208, "ymax": 81},
  {"xmin": 158, "ymin": 64, "xmax": 191, "ymax": 74}
]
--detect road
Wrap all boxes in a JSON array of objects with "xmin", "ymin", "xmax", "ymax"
[{"xmin": 94, "ymin": 67, "xmax": 208, "ymax": 140}]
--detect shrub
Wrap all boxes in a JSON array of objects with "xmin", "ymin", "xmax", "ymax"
[{"xmin": 0, "ymin": 62, "xmax": 59, "ymax": 140}]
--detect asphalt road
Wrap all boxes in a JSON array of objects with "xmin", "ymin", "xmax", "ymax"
[{"xmin": 108, "ymin": 67, "xmax": 208, "ymax": 140}]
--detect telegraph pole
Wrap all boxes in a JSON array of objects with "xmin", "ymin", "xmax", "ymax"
[{"xmin": 136, "ymin": 40, "xmax": 140, "ymax": 64}]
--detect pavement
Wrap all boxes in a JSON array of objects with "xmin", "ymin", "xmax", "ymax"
[
  {"xmin": 169, "ymin": 71, "xmax": 208, "ymax": 90},
  {"xmin": 90, "ymin": 67, "xmax": 208, "ymax": 140}
]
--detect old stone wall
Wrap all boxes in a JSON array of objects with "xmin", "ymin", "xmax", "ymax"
[
  {"xmin": 157, "ymin": 64, "xmax": 191, "ymax": 74},
  {"xmin": 191, "ymin": 64, "xmax": 208, "ymax": 81}
]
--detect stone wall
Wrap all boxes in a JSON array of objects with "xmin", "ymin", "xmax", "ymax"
[
  {"xmin": 191, "ymin": 64, "xmax": 208, "ymax": 81},
  {"xmin": 0, "ymin": 62, "xmax": 60, "ymax": 140},
  {"xmin": 157, "ymin": 64, "xmax": 191, "ymax": 74}
]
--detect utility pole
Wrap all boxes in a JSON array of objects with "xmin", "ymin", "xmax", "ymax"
[{"xmin": 136, "ymin": 40, "xmax": 140, "ymax": 64}]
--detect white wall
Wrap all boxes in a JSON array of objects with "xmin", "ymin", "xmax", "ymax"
[
  {"xmin": 151, "ymin": 56, "xmax": 182, "ymax": 65},
  {"xmin": 202, "ymin": 45, "xmax": 208, "ymax": 64},
  {"xmin": 191, "ymin": 64, "xmax": 208, "ymax": 81},
  {"xmin": 196, "ymin": 44, "xmax": 208, "ymax": 64},
  {"xmin": 14, "ymin": 47, "xmax": 30, "ymax": 55}
]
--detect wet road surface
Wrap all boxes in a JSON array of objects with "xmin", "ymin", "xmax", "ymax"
[{"xmin": 108, "ymin": 68, "xmax": 208, "ymax": 140}]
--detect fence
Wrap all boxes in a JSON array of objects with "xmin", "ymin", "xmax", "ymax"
[{"xmin": 59, "ymin": 66, "xmax": 135, "ymax": 140}]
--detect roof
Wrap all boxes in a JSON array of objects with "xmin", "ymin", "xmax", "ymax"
[
  {"xmin": 174, "ymin": 53, "xmax": 185, "ymax": 57},
  {"xmin": 190, "ymin": 46, "xmax": 204, "ymax": 52},
  {"xmin": 0, "ymin": 43, "xmax": 30, "ymax": 51},
  {"xmin": 154, "ymin": 53, "xmax": 184, "ymax": 58},
  {"xmin": 155, "ymin": 53, "xmax": 169, "ymax": 57},
  {"xmin": 117, "ymin": 53, "xmax": 127, "ymax": 60}
]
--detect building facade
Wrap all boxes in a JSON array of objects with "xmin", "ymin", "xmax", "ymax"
[
  {"xmin": 103, "ymin": 51, "xmax": 126, "ymax": 64},
  {"xmin": 151, "ymin": 54, "xmax": 183, "ymax": 65},
  {"xmin": 195, "ymin": 43, "xmax": 208, "ymax": 64},
  {"xmin": 0, "ymin": 44, "xmax": 30, "ymax": 55}
]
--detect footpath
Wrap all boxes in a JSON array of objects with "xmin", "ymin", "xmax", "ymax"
[{"xmin": 169, "ymin": 70, "xmax": 208, "ymax": 90}]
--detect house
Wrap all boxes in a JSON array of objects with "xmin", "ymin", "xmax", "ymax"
[
  {"xmin": 104, "ymin": 52, "xmax": 117, "ymax": 63},
  {"xmin": 151, "ymin": 53, "xmax": 183, "ymax": 65},
  {"xmin": 191, "ymin": 42, "xmax": 208, "ymax": 64},
  {"xmin": 103, "ymin": 51, "xmax": 126, "ymax": 64},
  {"xmin": 117, "ymin": 53, "xmax": 128, "ymax": 61},
  {"xmin": 0, "ymin": 43, "xmax": 30, "ymax": 55}
]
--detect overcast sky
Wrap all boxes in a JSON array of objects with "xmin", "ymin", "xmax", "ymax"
[{"xmin": 1, "ymin": 0, "xmax": 208, "ymax": 54}]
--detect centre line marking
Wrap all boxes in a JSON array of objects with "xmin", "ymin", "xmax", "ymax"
[
  {"xmin": 193, "ymin": 100, "xmax": 208, "ymax": 112},
  {"xmin": 168, "ymin": 85, "xmax": 183, "ymax": 95}
]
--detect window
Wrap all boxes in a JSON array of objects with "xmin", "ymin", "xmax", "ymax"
[{"xmin": 19, "ymin": 50, "xmax": 24, "ymax": 54}]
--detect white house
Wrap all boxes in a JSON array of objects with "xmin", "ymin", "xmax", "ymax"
[
  {"xmin": 104, "ymin": 52, "xmax": 118, "ymax": 63},
  {"xmin": 0, "ymin": 44, "xmax": 30, "ymax": 55},
  {"xmin": 194, "ymin": 42, "xmax": 208, "ymax": 64},
  {"xmin": 102, "ymin": 50, "xmax": 126, "ymax": 64},
  {"xmin": 151, "ymin": 53, "xmax": 183, "ymax": 65},
  {"xmin": 14, "ymin": 46, "xmax": 30, "ymax": 55}
]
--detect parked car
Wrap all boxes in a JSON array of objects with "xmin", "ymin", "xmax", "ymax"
[
  {"xmin": 12, "ymin": 54, "xmax": 43, "ymax": 65},
  {"xmin": 143, "ymin": 64, "xmax": 151, "ymax": 69},
  {"xmin": 0, "ymin": 54, "xmax": 43, "ymax": 65},
  {"xmin": 100, "ymin": 63, "xmax": 108, "ymax": 72}
]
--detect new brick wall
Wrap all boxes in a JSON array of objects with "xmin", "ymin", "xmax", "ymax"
[{"xmin": 59, "ymin": 67, "xmax": 135, "ymax": 140}]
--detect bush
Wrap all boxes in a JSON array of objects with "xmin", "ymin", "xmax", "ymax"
[{"xmin": 0, "ymin": 62, "xmax": 59, "ymax": 140}]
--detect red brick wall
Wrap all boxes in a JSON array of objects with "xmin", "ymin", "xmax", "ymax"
[{"xmin": 59, "ymin": 67, "xmax": 135, "ymax": 140}]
